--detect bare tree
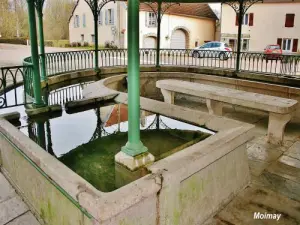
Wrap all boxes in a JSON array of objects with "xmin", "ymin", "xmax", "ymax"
[
  {"xmin": 0, "ymin": 0, "xmax": 28, "ymax": 38},
  {"xmin": 44, "ymin": 0, "xmax": 76, "ymax": 40}
]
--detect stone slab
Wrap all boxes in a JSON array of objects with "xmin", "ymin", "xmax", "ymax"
[
  {"xmin": 247, "ymin": 143, "xmax": 283, "ymax": 163},
  {"xmin": 285, "ymin": 141, "xmax": 300, "ymax": 160},
  {"xmin": 248, "ymin": 159, "xmax": 270, "ymax": 177},
  {"xmin": 156, "ymin": 79, "xmax": 298, "ymax": 114},
  {"xmin": 6, "ymin": 212, "xmax": 40, "ymax": 225},
  {"xmin": 279, "ymin": 155, "xmax": 300, "ymax": 169},
  {"xmin": 214, "ymin": 186, "xmax": 300, "ymax": 225},
  {"xmin": 0, "ymin": 196, "xmax": 28, "ymax": 225},
  {"xmin": 0, "ymin": 112, "xmax": 20, "ymax": 121},
  {"xmin": 25, "ymin": 105, "xmax": 62, "ymax": 117},
  {"xmin": 0, "ymin": 173, "xmax": 16, "ymax": 204},
  {"xmin": 256, "ymin": 162, "xmax": 300, "ymax": 201},
  {"xmin": 64, "ymin": 94, "xmax": 117, "ymax": 110}
]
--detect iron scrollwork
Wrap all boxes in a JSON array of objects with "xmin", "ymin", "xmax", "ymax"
[{"xmin": 223, "ymin": 0, "xmax": 262, "ymax": 15}]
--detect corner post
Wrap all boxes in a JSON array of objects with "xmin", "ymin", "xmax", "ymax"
[
  {"xmin": 156, "ymin": 1, "xmax": 162, "ymax": 68},
  {"xmin": 36, "ymin": 1, "xmax": 47, "ymax": 82},
  {"xmin": 116, "ymin": 0, "xmax": 154, "ymax": 171},
  {"xmin": 93, "ymin": 0, "xmax": 99, "ymax": 71},
  {"xmin": 27, "ymin": 0, "xmax": 44, "ymax": 107},
  {"xmin": 236, "ymin": 0, "xmax": 244, "ymax": 73}
]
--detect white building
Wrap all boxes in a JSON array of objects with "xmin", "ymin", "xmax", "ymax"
[
  {"xmin": 69, "ymin": 1, "xmax": 217, "ymax": 49},
  {"xmin": 220, "ymin": 0, "xmax": 300, "ymax": 52}
]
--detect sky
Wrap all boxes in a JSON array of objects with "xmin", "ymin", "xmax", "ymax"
[{"xmin": 209, "ymin": 3, "xmax": 221, "ymax": 18}]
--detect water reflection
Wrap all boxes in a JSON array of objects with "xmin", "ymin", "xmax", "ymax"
[{"xmin": 18, "ymin": 104, "xmax": 214, "ymax": 157}]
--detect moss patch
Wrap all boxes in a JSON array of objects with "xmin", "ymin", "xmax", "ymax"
[{"xmin": 60, "ymin": 129, "xmax": 210, "ymax": 192}]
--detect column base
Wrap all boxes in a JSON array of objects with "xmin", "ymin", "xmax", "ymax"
[{"xmin": 115, "ymin": 151, "xmax": 155, "ymax": 171}]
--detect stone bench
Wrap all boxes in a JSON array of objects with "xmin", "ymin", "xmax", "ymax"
[{"xmin": 156, "ymin": 79, "xmax": 298, "ymax": 145}]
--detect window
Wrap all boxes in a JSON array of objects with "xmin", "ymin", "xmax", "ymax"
[
  {"xmin": 91, "ymin": 34, "xmax": 95, "ymax": 44},
  {"xmin": 81, "ymin": 34, "xmax": 84, "ymax": 42},
  {"xmin": 285, "ymin": 14, "xmax": 295, "ymax": 27},
  {"xmin": 98, "ymin": 11, "xmax": 103, "ymax": 25},
  {"xmin": 242, "ymin": 39, "xmax": 249, "ymax": 51},
  {"xmin": 74, "ymin": 15, "xmax": 80, "ymax": 28},
  {"xmin": 200, "ymin": 43, "xmax": 212, "ymax": 48},
  {"xmin": 236, "ymin": 13, "xmax": 254, "ymax": 26},
  {"xmin": 269, "ymin": 45, "xmax": 280, "ymax": 50},
  {"xmin": 278, "ymin": 38, "xmax": 298, "ymax": 52},
  {"xmin": 243, "ymin": 14, "xmax": 249, "ymax": 25},
  {"xmin": 146, "ymin": 12, "xmax": 157, "ymax": 27},
  {"xmin": 105, "ymin": 9, "xmax": 114, "ymax": 25},
  {"xmin": 83, "ymin": 14, "xmax": 86, "ymax": 28}
]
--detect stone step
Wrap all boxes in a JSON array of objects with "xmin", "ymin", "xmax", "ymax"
[
  {"xmin": 256, "ymin": 161, "xmax": 300, "ymax": 202},
  {"xmin": 205, "ymin": 186, "xmax": 300, "ymax": 225}
]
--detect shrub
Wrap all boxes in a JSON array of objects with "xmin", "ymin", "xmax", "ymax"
[
  {"xmin": 83, "ymin": 42, "xmax": 89, "ymax": 47},
  {"xmin": 44, "ymin": 41, "xmax": 54, "ymax": 47},
  {"xmin": 0, "ymin": 38, "xmax": 27, "ymax": 45},
  {"xmin": 104, "ymin": 41, "xmax": 118, "ymax": 49}
]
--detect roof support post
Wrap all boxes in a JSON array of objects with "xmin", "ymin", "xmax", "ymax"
[
  {"xmin": 121, "ymin": 0, "xmax": 148, "ymax": 156},
  {"xmin": 236, "ymin": 0, "xmax": 243, "ymax": 73},
  {"xmin": 156, "ymin": 1, "xmax": 162, "ymax": 68},
  {"xmin": 35, "ymin": 0, "xmax": 47, "ymax": 82},
  {"xmin": 144, "ymin": 1, "xmax": 179, "ymax": 68},
  {"xmin": 93, "ymin": 0, "xmax": 99, "ymax": 71},
  {"xmin": 26, "ymin": 0, "xmax": 44, "ymax": 107},
  {"xmin": 224, "ymin": 0, "xmax": 261, "ymax": 74},
  {"xmin": 116, "ymin": 0, "xmax": 154, "ymax": 171}
]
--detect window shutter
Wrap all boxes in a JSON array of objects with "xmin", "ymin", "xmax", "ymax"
[
  {"xmin": 235, "ymin": 13, "xmax": 239, "ymax": 26},
  {"xmin": 249, "ymin": 13, "xmax": 254, "ymax": 26},
  {"xmin": 292, "ymin": 39, "xmax": 298, "ymax": 52},
  {"xmin": 111, "ymin": 9, "xmax": 114, "ymax": 25},
  {"xmin": 285, "ymin": 14, "xmax": 295, "ymax": 27},
  {"xmin": 98, "ymin": 12, "xmax": 101, "ymax": 25},
  {"xmin": 105, "ymin": 10, "xmax": 108, "ymax": 25},
  {"xmin": 277, "ymin": 38, "xmax": 282, "ymax": 48},
  {"xmin": 145, "ymin": 12, "xmax": 148, "ymax": 27},
  {"xmin": 74, "ymin": 17, "xmax": 76, "ymax": 28},
  {"xmin": 83, "ymin": 14, "xmax": 86, "ymax": 27}
]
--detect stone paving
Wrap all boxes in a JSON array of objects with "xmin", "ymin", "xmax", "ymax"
[
  {"xmin": 0, "ymin": 173, "xmax": 40, "ymax": 225},
  {"xmin": 176, "ymin": 100, "xmax": 300, "ymax": 225}
]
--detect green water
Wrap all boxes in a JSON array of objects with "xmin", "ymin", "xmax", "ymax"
[{"xmin": 60, "ymin": 129, "xmax": 210, "ymax": 192}]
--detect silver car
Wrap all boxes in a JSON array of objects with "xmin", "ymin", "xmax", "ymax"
[{"xmin": 191, "ymin": 41, "xmax": 232, "ymax": 60}]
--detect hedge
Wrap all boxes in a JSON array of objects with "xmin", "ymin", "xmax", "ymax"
[{"xmin": 0, "ymin": 38, "xmax": 27, "ymax": 45}]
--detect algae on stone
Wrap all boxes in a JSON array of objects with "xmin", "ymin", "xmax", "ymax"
[{"xmin": 60, "ymin": 129, "xmax": 210, "ymax": 192}]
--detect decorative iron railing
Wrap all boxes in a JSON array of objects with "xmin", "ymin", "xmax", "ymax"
[
  {"xmin": 1, "ymin": 48, "xmax": 300, "ymax": 110},
  {"xmin": 42, "ymin": 49, "xmax": 300, "ymax": 77},
  {"xmin": 0, "ymin": 65, "xmax": 34, "ymax": 109}
]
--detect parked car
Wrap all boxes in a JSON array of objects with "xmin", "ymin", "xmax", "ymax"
[
  {"xmin": 263, "ymin": 44, "xmax": 282, "ymax": 60},
  {"xmin": 191, "ymin": 41, "xmax": 232, "ymax": 60}
]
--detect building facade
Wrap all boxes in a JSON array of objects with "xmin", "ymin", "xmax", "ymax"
[
  {"xmin": 220, "ymin": 1, "xmax": 300, "ymax": 53},
  {"xmin": 69, "ymin": 1, "xmax": 217, "ymax": 49}
]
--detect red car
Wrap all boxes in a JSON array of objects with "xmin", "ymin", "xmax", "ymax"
[{"xmin": 264, "ymin": 45, "xmax": 283, "ymax": 60}]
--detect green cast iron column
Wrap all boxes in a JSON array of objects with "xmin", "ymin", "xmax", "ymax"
[
  {"xmin": 235, "ymin": 0, "xmax": 244, "ymax": 73},
  {"xmin": 156, "ymin": 1, "xmax": 162, "ymax": 68},
  {"xmin": 37, "ymin": 8, "xmax": 47, "ymax": 81},
  {"xmin": 37, "ymin": 121, "xmax": 46, "ymax": 150},
  {"xmin": 93, "ymin": 1, "xmax": 99, "ymax": 71},
  {"xmin": 121, "ymin": 0, "xmax": 147, "ymax": 156},
  {"xmin": 27, "ymin": 0, "xmax": 44, "ymax": 107}
]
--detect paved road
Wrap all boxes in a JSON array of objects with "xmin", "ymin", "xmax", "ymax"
[{"xmin": 0, "ymin": 44, "xmax": 79, "ymax": 67}]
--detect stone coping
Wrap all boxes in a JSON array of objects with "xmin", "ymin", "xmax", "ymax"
[
  {"xmin": 43, "ymin": 66, "xmax": 300, "ymax": 90},
  {"xmin": 0, "ymin": 74, "xmax": 254, "ymax": 223}
]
